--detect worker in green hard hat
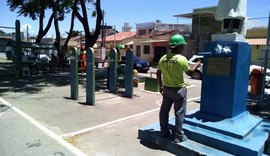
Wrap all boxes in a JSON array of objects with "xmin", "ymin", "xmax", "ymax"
[
  {"xmin": 115, "ymin": 44, "xmax": 125, "ymax": 87},
  {"xmin": 102, "ymin": 44, "xmax": 123, "ymax": 67},
  {"xmin": 169, "ymin": 34, "xmax": 187, "ymax": 48},
  {"xmin": 156, "ymin": 34, "xmax": 201, "ymax": 143},
  {"xmin": 116, "ymin": 44, "xmax": 124, "ymax": 61}
]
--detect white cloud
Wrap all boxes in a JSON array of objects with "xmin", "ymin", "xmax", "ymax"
[
  {"xmin": 21, "ymin": 23, "xmax": 32, "ymax": 32},
  {"xmin": 20, "ymin": 23, "xmax": 36, "ymax": 36}
]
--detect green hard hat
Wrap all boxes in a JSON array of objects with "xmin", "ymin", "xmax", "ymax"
[
  {"xmin": 169, "ymin": 34, "xmax": 187, "ymax": 46},
  {"xmin": 117, "ymin": 44, "xmax": 124, "ymax": 51}
]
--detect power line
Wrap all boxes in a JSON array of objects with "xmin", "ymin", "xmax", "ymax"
[
  {"xmin": 0, "ymin": 26, "xmax": 15, "ymax": 29},
  {"xmin": 248, "ymin": 17, "xmax": 269, "ymax": 20}
]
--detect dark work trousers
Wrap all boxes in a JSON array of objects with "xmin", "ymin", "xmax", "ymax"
[{"xmin": 159, "ymin": 86, "xmax": 187, "ymax": 138}]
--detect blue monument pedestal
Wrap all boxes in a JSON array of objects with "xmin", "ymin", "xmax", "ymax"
[
  {"xmin": 184, "ymin": 41, "xmax": 265, "ymax": 155},
  {"xmin": 201, "ymin": 41, "xmax": 251, "ymax": 118}
]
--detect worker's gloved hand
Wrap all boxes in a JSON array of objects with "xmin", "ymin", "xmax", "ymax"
[{"xmin": 196, "ymin": 60, "xmax": 201, "ymax": 68}]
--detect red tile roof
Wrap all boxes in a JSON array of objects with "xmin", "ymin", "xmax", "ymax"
[
  {"xmin": 246, "ymin": 38, "xmax": 267, "ymax": 45},
  {"xmin": 98, "ymin": 32, "xmax": 136, "ymax": 42}
]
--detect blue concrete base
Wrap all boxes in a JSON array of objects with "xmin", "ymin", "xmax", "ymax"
[
  {"xmin": 185, "ymin": 110, "xmax": 262, "ymax": 139},
  {"xmin": 138, "ymin": 122, "xmax": 234, "ymax": 156},
  {"xmin": 138, "ymin": 115, "xmax": 270, "ymax": 156}
]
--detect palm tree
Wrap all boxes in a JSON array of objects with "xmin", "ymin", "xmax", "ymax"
[{"xmin": 7, "ymin": 0, "xmax": 103, "ymax": 61}]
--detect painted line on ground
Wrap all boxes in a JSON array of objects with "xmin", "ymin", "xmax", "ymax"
[
  {"xmin": 61, "ymin": 96, "xmax": 201, "ymax": 139},
  {"xmin": 187, "ymin": 96, "xmax": 201, "ymax": 102},
  {"xmin": 61, "ymin": 107, "xmax": 161, "ymax": 139},
  {"xmin": 0, "ymin": 97, "xmax": 86, "ymax": 156},
  {"xmin": 138, "ymin": 84, "xmax": 197, "ymax": 95}
]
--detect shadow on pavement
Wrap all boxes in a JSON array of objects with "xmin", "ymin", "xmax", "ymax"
[
  {"xmin": 0, "ymin": 71, "xmax": 71, "ymax": 96},
  {"xmin": 0, "ymin": 62, "xmax": 15, "ymax": 75},
  {"xmin": 247, "ymin": 93, "xmax": 270, "ymax": 120},
  {"xmin": 0, "ymin": 62, "xmax": 74, "ymax": 96},
  {"xmin": 0, "ymin": 62, "xmax": 127, "ymax": 97}
]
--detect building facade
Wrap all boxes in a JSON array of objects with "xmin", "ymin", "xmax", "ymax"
[
  {"xmin": 133, "ymin": 22, "xmax": 192, "ymax": 63},
  {"xmin": 95, "ymin": 32, "xmax": 136, "ymax": 58},
  {"xmin": 246, "ymin": 28, "xmax": 269, "ymax": 67}
]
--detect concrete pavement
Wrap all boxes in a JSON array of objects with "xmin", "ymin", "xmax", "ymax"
[
  {"xmin": 0, "ymin": 97, "xmax": 82, "ymax": 156},
  {"xmin": 0, "ymin": 66, "xmax": 202, "ymax": 156},
  {"xmin": 1, "ymin": 63, "xmax": 269, "ymax": 156}
]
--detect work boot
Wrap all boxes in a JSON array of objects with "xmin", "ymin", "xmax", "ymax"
[{"xmin": 173, "ymin": 135, "xmax": 187, "ymax": 143}]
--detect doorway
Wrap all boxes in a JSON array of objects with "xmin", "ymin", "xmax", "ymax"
[{"xmin": 154, "ymin": 46, "xmax": 166, "ymax": 62}]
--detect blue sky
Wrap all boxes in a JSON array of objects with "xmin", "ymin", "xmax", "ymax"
[{"xmin": 0, "ymin": 0, "xmax": 269, "ymax": 38}]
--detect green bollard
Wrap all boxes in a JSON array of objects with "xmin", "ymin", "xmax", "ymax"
[
  {"xmin": 125, "ymin": 49, "xmax": 133, "ymax": 98},
  {"xmin": 108, "ymin": 48, "xmax": 117, "ymax": 93},
  {"xmin": 70, "ymin": 48, "xmax": 78, "ymax": 100},
  {"xmin": 86, "ymin": 48, "xmax": 95, "ymax": 105}
]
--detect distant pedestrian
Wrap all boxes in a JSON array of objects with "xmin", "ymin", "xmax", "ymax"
[
  {"xmin": 50, "ymin": 53, "xmax": 59, "ymax": 72},
  {"xmin": 63, "ymin": 55, "xmax": 70, "ymax": 70},
  {"xmin": 156, "ymin": 34, "xmax": 201, "ymax": 143},
  {"xmin": 5, "ymin": 46, "xmax": 14, "ymax": 60}
]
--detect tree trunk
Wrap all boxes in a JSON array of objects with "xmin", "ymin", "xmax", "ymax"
[
  {"xmin": 90, "ymin": 0, "xmax": 103, "ymax": 47},
  {"xmin": 62, "ymin": 10, "xmax": 76, "ymax": 55},
  {"xmin": 35, "ymin": 12, "xmax": 54, "ymax": 43},
  {"xmin": 74, "ymin": 0, "xmax": 103, "ymax": 50},
  {"xmin": 51, "ymin": 0, "xmax": 62, "ymax": 67}
]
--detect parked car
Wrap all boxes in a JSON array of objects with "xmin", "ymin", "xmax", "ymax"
[
  {"xmin": 38, "ymin": 54, "xmax": 50, "ymax": 63},
  {"xmin": 188, "ymin": 55, "xmax": 204, "ymax": 80},
  {"xmin": 120, "ymin": 56, "xmax": 150, "ymax": 73}
]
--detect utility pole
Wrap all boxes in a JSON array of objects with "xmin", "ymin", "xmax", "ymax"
[
  {"xmin": 114, "ymin": 25, "xmax": 116, "ymax": 48},
  {"xmin": 80, "ymin": 31, "xmax": 83, "ymax": 52},
  {"xmin": 101, "ymin": 10, "xmax": 106, "ymax": 60},
  {"xmin": 259, "ymin": 12, "xmax": 270, "ymax": 108},
  {"xmin": 26, "ymin": 25, "xmax": 29, "ymax": 42},
  {"xmin": 101, "ymin": 10, "xmax": 105, "ymax": 47}
]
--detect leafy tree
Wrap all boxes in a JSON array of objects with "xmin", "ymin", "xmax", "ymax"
[
  {"xmin": 7, "ymin": 0, "xmax": 71, "ymax": 67},
  {"xmin": 7, "ymin": 0, "xmax": 103, "ymax": 60},
  {"xmin": 73, "ymin": 0, "xmax": 103, "ymax": 49},
  {"xmin": 61, "ymin": 0, "xmax": 103, "ymax": 54},
  {"xmin": 7, "ymin": 0, "xmax": 54, "ymax": 43},
  {"xmin": 67, "ymin": 30, "xmax": 81, "ymax": 37},
  {"xmin": 155, "ymin": 19, "xmax": 161, "ymax": 23}
]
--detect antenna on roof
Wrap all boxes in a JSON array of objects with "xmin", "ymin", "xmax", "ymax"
[{"xmin": 176, "ymin": 17, "xmax": 180, "ymax": 34}]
